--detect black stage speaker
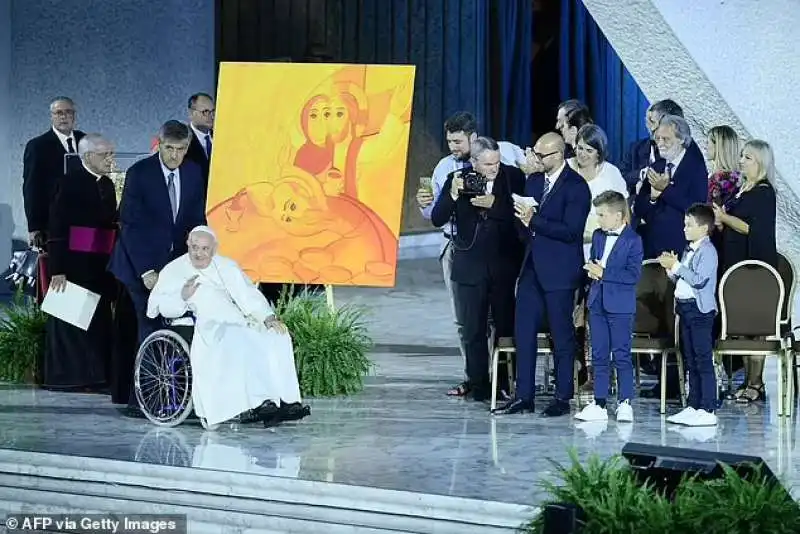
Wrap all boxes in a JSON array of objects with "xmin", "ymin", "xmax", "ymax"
[{"xmin": 621, "ymin": 442, "xmax": 788, "ymax": 500}]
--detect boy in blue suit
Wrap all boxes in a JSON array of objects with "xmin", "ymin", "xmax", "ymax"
[
  {"xmin": 659, "ymin": 203, "xmax": 719, "ymax": 427},
  {"xmin": 575, "ymin": 191, "xmax": 643, "ymax": 423}
]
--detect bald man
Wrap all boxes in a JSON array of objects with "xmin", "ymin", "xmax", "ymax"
[
  {"xmin": 44, "ymin": 134, "xmax": 118, "ymax": 391},
  {"xmin": 493, "ymin": 132, "xmax": 591, "ymax": 416}
]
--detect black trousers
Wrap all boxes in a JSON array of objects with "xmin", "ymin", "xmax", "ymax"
[{"xmin": 453, "ymin": 275, "xmax": 515, "ymax": 396}]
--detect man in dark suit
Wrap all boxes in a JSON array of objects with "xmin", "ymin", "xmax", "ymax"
[
  {"xmin": 493, "ymin": 133, "xmax": 591, "ymax": 416},
  {"xmin": 633, "ymin": 114, "xmax": 708, "ymax": 260},
  {"xmin": 109, "ymin": 120, "xmax": 207, "ymax": 415},
  {"xmin": 185, "ymin": 92, "xmax": 214, "ymax": 192},
  {"xmin": 431, "ymin": 137, "xmax": 525, "ymax": 402},
  {"xmin": 22, "ymin": 97, "xmax": 85, "ymax": 249}
]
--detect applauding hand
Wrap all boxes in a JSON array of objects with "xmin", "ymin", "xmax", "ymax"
[
  {"xmin": 657, "ymin": 251, "xmax": 679, "ymax": 270},
  {"xmin": 583, "ymin": 261, "xmax": 604, "ymax": 280}
]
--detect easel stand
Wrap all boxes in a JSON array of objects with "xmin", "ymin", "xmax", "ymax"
[{"xmin": 325, "ymin": 284, "xmax": 336, "ymax": 311}]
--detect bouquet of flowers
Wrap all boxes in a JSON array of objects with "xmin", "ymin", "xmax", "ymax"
[{"xmin": 708, "ymin": 169, "xmax": 742, "ymax": 205}]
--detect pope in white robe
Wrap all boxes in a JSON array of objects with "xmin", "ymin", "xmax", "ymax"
[{"xmin": 146, "ymin": 226, "xmax": 304, "ymax": 427}]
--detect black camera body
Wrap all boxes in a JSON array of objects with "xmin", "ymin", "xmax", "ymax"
[{"xmin": 459, "ymin": 170, "xmax": 487, "ymax": 196}]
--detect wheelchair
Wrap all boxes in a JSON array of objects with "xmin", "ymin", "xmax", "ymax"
[{"xmin": 133, "ymin": 317, "xmax": 197, "ymax": 428}]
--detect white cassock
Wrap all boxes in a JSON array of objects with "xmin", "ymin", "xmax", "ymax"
[{"xmin": 146, "ymin": 254, "xmax": 302, "ymax": 426}]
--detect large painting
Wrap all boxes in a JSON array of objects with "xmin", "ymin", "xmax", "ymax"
[{"xmin": 206, "ymin": 62, "xmax": 415, "ymax": 287}]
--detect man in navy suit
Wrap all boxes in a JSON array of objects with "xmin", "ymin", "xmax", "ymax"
[
  {"xmin": 493, "ymin": 133, "xmax": 591, "ymax": 416},
  {"xmin": 109, "ymin": 120, "xmax": 207, "ymax": 414},
  {"xmin": 575, "ymin": 191, "xmax": 643, "ymax": 423},
  {"xmin": 633, "ymin": 114, "xmax": 708, "ymax": 260}
]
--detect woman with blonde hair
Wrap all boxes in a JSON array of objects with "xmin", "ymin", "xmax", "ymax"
[
  {"xmin": 707, "ymin": 125, "xmax": 742, "ymax": 205},
  {"xmin": 713, "ymin": 139, "xmax": 778, "ymax": 403}
]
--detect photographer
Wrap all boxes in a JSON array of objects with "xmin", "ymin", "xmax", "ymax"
[{"xmin": 430, "ymin": 137, "xmax": 525, "ymax": 402}]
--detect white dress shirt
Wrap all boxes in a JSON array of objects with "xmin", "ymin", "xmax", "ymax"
[
  {"xmin": 545, "ymin": 162, "xmax": 566, "ymax": 191},
  {"xmin": 160, "ymin": 158, "xmax": 181, "ymax": 216},
  {"xmin": 191, "ymin": 123, "xmax": 212, "ymax": 159},
  {"xmin": 598, "ymin": 224, "xmax": 626, "ymax": 268},
  {"xmin": 53, "ymin": 127, "xmax": 77, "ymax": 153},
  {"xmin": 671, "ymin": 237, "xmax": 706, "ymax": 299}
]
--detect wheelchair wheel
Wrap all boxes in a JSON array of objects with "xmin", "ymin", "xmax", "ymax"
[{"xmin": 134, "ymin": 329, "xmax": 193, "ymax": 427}]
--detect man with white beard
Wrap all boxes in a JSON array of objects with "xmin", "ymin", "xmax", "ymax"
[{"xmin": 146, "ymin": 225, "xmax": 310, "ymax": 429}]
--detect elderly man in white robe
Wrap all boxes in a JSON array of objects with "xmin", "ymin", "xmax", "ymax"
[{"xmin": 146, "ymin": 225, "xmax": 310, "ymax": 429}]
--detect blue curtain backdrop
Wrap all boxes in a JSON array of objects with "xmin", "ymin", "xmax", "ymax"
[
  {"xmin": 487, "ymin": 0, "xmax": 533, "ymax": 147},
  {"xmin": 559, "ymin": 0, "xmax": 650, "ymax": 164}
]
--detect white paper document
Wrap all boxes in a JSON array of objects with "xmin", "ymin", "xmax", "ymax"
[
  {"xmin": 41, "ymin": 281, "xmax": 100, "ymax": 331},
  {"xmin": 512, "ymin": 193, "xmax": 538, "ymax": 209}
]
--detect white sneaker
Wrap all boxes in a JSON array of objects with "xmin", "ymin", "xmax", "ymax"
[
  {"xmin": 616, "ymin": 400, "xmax": 634, "ymax": 423},
  {"xmin": 666, "ymin": 407, "xmax": 696, "ymax": 425},
  {"xmin": 683, "ymin": 409, "xmax": 718, "ymax": 427},
  {"xmin": 574, "ymin": 401, "xmax": 609, "ymax": 422}
]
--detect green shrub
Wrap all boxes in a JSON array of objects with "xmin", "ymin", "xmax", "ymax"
[
  {"xmin": 523, "ymin": 450, "xmax": 800, "ymax": 534},
  {"xmin": 0, "ymin": 288, "xmax": 46, "ymax": 384},
  {"xmin": 275, "ymin": 288, "xmax": 373, "ymax": 397}
]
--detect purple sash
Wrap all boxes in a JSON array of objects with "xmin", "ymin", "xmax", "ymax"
[{"xmin": 69, "ymin": 226, "xmax": 116, "ymax": 254}]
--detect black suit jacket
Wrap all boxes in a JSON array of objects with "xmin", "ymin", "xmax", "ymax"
[
  {"xmin": 620, "ymin": 137, "xmax": 661, "ymax": 194},
  {"xmin": 22, "ymin": 129, "xmax": 86, "ymax": 232},
  {"xmin": 431, "ymin": 164, "xmax": 526, "ymax": 285},
  {"xmin": 185, "ymin": 130, "xmax": 211, "ymax": 194}
]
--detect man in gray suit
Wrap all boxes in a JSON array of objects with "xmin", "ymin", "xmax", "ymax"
[{"xmin": 657, "ymin": 203, "xmax": 719, "ymax": 428}]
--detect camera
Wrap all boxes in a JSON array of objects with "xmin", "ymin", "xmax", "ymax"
[{"xmin": 459, "ymin": 170, "xmax": 487, "ymax": 196}]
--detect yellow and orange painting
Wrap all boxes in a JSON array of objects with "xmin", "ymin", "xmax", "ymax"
[{"xmin": 206, "ymin": 62, "xmax": 415, "ymax": 287}]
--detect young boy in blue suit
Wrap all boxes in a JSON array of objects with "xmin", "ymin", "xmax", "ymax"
[
  {"xmin": 575, "ymin": 191, "xmax": 643, "ymax": 423},
  {"xmin": 659, "ymin": 203, "xmax": 719, "ymax": 427}
]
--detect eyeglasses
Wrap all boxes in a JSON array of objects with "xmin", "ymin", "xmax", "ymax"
[
  {"xmin": 191, "ymin": 108, "xmax": 215, "ymax": 117},
  {"xmin": 51, "ymin": 110, "xmax": 75, "ymax": 117},
  {"xmin": 534, "ymin": 150, "xmax": 559, "ymax": 160}
]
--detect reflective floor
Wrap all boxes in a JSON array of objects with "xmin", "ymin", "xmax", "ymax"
[{"xmin": 0, "ymin": 258, "xmax": 797, "ymax": 506}]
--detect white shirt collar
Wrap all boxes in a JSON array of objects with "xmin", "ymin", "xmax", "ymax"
[
  {"xmin": 81, "ymin": 162, "xmax": 102, "ymax": 180},
  {"xmin": 689, "ymin": 236, "xmax": 708, "ymax": 251},
  {"xmin": 159, "ymin": 157, "xmax": 179, "ymax": 180},
  {"xmin": 190, "ymin": 123, "xmax": 212, "ymax": 141},
  {"xmin": 52, "ymin": 127, "xmax": 75, "ymax": 145},
  {"xmin": 546, "ymin": 161, "xmax": 566, "ymax": 182},
  {"xmin": 667, "ymin": 148, "xmax": 687, "ymax": 170}
]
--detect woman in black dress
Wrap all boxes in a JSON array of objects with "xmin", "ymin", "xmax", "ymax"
[{"xmin": 712, "ymin": 139, "xmax": 777, "ymax": 403}]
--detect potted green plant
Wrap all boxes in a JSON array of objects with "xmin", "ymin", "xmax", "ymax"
[
  {"xmin": 274, "ymin": 288, "xmax": 373, "ymax": 397},
  {"xmin": 523, "ymin": 450, "xmax": 800, "ymax": 534},
  {"xmin": 0, "ymin": 288, "xmax": 47, "ymax": 384}
]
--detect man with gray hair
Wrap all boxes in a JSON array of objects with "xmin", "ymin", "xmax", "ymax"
[
  {"xmin": 430, "ymin": 136, "xmax": 525, "ymax": 403},
  {"xmin": 633, "ymin": 114, "xmax": 709, "ymax": 259},
  {"xmin": 44, "ymin": 133, "xmax": 117, "ymax": 391},
  {"xmin": 23, "ymin": 97, "xmax": 86, "ymax": 251},
  {"xmin": 109, "ymin": 120, "xmax": 207, "ymax": 417}
]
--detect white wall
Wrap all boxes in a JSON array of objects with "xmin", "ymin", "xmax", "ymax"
[
  {"xmin": 0, "ymin": 0, "xmax": 14, "ymax": 269},
  {"xmin": 651, "ymin": 0, "xmax": 800, "ymax": 200}
]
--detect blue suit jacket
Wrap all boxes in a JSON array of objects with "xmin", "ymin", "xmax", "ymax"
[
  {"xmin": 108, "ymin": 154, "xmax": 207, "ymax": 289},
  {"xmin": 587, "ymin": 225, "xmax": 644, "ymax": 314},
  {"xmin": 633, "ymin": 141, "xmax": 707, "ymax": 259},
  {"xmin": 520, "ymin": 164, "xmax": 591, "ymax": 292}
]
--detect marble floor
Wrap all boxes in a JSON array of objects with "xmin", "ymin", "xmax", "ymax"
[{"xmin": 0, "ymin": 258, "xmax": 798, "ymax": 507}]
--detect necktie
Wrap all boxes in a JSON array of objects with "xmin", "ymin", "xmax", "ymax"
[
  {"xmin": 167, "ymin": 172, "xmax": 178, "ymax": 221},
  {"xmin": 204, "ymin": 135, "xmax": 212, "ymax": 159},
  {"xmin": 542, "ymin": 178, "xmax": 552, "ymax": 201},
  {"xmin": 66, "ymin": 138, "xmax": 75, "ymax": 153},
  {"xmin": 666, "ymin": 162, "xmax": 674, "ymax": 180}
]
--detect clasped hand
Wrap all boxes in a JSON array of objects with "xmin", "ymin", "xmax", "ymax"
[
  {"xmin": 264, "ymin": 316, "xmax": 288, "ymax": 335},
  {"xmin": 657, "ymin": 251, "xmax": 679, "ymax": 270},
  {"xmin": 583, "ymin": 260, "xmax": 604, "ymax": 280},
  {"xmin": 647, "ymin": 168, "xmax": 669, "ymax": 193},
  {"xmin": 514, "ymin": 200, "xmax": 535, "ymax": 226}
]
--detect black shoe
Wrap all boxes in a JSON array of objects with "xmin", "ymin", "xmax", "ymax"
[
  {"xmin": 118, "ymin": 406, "xmax": 146, "ymax": 419},
  {"xmin": 542, "ymin": 400, "xmax": 571, "ymax": 417},
  {"xmin": 491, "ymin": 398, "xmax": 534, "ymax": 415},
  {"xmin": 277, "ymin": 401, "xmax": 311, "ymax": 422}
]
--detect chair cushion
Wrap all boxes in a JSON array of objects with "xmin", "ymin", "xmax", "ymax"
[
  {"xmin": 631, "ymin": 336, "xmax": 673, "ymax": 351},
  {"xmin": 716, "ymin": 338, "xmax": 782, "ymax": 352}
]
